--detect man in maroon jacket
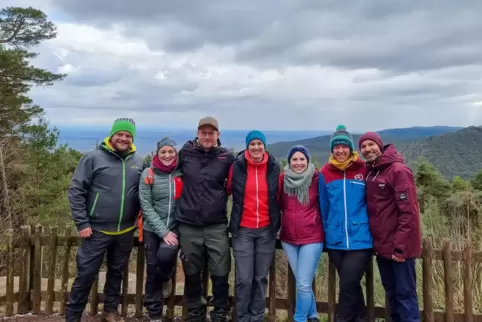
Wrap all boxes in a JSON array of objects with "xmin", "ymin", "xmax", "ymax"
[{"xmin": 358, "ymin": 132, "xmax": 421, "ymax": 322}]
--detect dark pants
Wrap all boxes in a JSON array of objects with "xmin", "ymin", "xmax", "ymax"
[
  {"xmin": 376, "ymin": 257, "xmax": 420, "ymax": 322},
  {"xmin": 328, "ymin": 249, "xmax": 372, "ymax": 322},
  {"xmin": 232, "ymin": 226, "xmax": 276, "ymax": 322},
  {"xmin": 179, "ymin": 223, "xmax": 231, "ymax": 321},
  {"xmin": 65, "ymin": 230, "xmax": 134, "ymax": 321},
  {"xmin": 143, "ymin": 230, "xmax": 180, "ymax": 319}
]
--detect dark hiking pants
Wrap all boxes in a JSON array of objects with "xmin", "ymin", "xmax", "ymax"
[
  {"xmin": 65, "ymin": 230, "xmax": 134, "ymax": 322},
  {"xmin": 232, "ymin": 226, "xmax": 276, "ymax": 322},
  {"xmin": 328, "ymin": 249, "xmax": 372, "ymax": 322},
  {"xmin": 143, "ymin": 230, "xmax": 180, "ymax": 319},
  {"xmin": 179, "ymin": 223, "xmax": 231, "ymax": 321},
  {"xmin": 376, "ymin": 257, "xmax": 420, "ymax": 322}
]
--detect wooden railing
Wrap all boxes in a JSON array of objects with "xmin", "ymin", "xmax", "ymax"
[{"xmin": 0, "ymin": 224, "xmax": 481, "ymax": 322}]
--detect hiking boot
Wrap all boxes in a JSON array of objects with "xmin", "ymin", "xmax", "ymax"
[
  {"xmin": 187, "ymin": 306, "xmax": 207, "ymax": 322},
  {"xmin": 308, "ymin": 318, "xmax": 320, "ymax": 322},
  {"xmin": 355, "ymin": 317, "xmax": 368, "ymax": 322},
  {"xmin": 163, "ymin": 279, "xmax": 173, "ymax": 298},
  {"xmin": 209, "ymin": 307, "xmax": 229, "ymax": 322},
  {"xmin": 102, "ymin": 311, "xmax": 117, "ymax": 322}
]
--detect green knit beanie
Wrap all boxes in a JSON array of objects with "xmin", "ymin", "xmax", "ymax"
[
  {"xmin": 110, "ymin": 117, "xmax": 136, "ymax": 141},
  {"xmin": 330, "ymin": 124, "xmax": 354, "ymax": 152}
]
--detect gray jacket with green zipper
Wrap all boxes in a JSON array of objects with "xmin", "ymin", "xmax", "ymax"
[
  {"xmin": 138, "ymin": 159, "xmax": 182, "ymax": 238},
  {"xmin": 68, "ymin": 141, "xmax": 145, "ymax": 233}
]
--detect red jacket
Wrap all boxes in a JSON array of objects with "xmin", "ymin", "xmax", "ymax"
[
  {"xmin": 365, "ymin": 144, "xmax": 422, "ymax": 259},
  {"xmin": 279, "ymin": 171, "xmax": 324, "ymax": 245},
  {"xmin": 227, "ymin": 151, "xmax": 270, "ymax": 229}
]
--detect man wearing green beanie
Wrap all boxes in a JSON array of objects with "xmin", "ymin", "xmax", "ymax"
[{"xmin": 66, "ymin": 117, "xmax": 145, "ymax": 322}]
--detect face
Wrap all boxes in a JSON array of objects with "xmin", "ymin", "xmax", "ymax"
[
  {"xmin": 248, "ymin": 139, "xmax": 265, "ymax": 161},
  {"xmin": 197, "ymin": 125, "xmax": 219, "ymax": 149},
  {"xmin": 157, "ymin": 146, "xmax": 176, "ymax": 166},
  {"xmin": 289, "ymin": 151, "xmax": 308, "ymax": 173},
  {"xmin": 333, "ymin": 144, "xmax": 350, "ymax": 163},
  {"xmin": 360, "ymin": 140, "xmax": 382, "ymax": 162},
  {"xmin": 110, "ymin": 131, "xmax": 133, "ymax": 152}
]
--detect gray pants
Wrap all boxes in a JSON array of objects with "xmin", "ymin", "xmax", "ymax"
[{"xmin": 232, "ymin": 226, "xmax": 276, "ymax": 322}]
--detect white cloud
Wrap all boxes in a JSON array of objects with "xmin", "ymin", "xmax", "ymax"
[{"xmin": 10, "ymin": 0, "xmax": 482, "ymax": 130}]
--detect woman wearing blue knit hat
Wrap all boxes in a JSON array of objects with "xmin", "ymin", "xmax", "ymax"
[
  {"xmin": 319, "ymin": 125, "xmax": 373, "ymax": 322},
  {"xmin": 279, "ymin": 145, "xmax": 324, "ymax": 322},
  {"xmin": 227, "ymin": 130, "xmax": 281, "ymax": 322}
]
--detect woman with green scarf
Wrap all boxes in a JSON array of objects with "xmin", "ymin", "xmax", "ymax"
[
  {"xmin": 319, "ymin": 125, "xmax": 373, "ymax": 322},
  {"xmin": 279, "ymin": 145, "xmax": 324, "ymax": 322}
]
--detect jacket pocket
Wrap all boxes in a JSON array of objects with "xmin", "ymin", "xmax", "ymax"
[
  {"xmin": 89, "ymin": 192, "xmax": 100, "ymax": 217},
  {"xmin": 325, "ymin": 222, "xmax": 343, "ymax": 246},
  {"xmin": 350, "ymin": 219, "xmax": 372, "ymax": 243}
]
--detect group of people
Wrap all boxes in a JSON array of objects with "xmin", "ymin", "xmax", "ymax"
[{"xmin": 64, "ymin": 116, "xmax": 422, "ymax": 322}]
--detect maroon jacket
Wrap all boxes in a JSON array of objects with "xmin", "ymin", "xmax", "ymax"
[
  {"xmin": 365, "ymin": 144, "xmax": 422, "ymax": 259},
  {"xmin": 278, "ymin": 171, "xmax": 324, "ymax": 245}
]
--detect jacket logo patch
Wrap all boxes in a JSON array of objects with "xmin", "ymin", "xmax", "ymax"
[
  {"xmin": 400, "ymin": 193, "xmax": 407, "ymax": 200},
  {"xmin": 354, "ymin": 174, "xmax": 364, "ymax": 180},
  {"xmin": 378, "ymin": 184, "xmax": 385, "ymax": 189}
]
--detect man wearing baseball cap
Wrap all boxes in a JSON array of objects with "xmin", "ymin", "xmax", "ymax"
[
  {"xmin": 176, "ymin": 116, "xmax": 235, "ymax": 322},
  {"xmin": 66, "ymin": 118, "xmax": 145, "ymax": 322},
  {"xmin": 358, "ymin": 132, "xmax": 421, "ymax": 322}
]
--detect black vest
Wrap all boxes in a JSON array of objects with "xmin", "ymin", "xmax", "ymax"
[{"xmin": 228, "ymin": 151, "xmax": 281, "ymax": 236}]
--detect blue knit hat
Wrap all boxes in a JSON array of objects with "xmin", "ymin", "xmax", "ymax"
[
  {"xmin": 156, "ymin": 136, "xmax": 176, "ymax": 152},
  {"xmin": 330, "ymin": 125, "xmax": 354, "ymax": 151},
  {"xmin": 287, "ymin": 145, "xmax": 310, "ymax": 163},
  {"xmin": 245, "ymin": 130, "xmax": 266, "ymax": 148}
]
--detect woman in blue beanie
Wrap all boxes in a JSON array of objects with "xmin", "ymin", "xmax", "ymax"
[
  {"xmin": 279, "ymin": 145, "xmax": 324, "ymax": 322},
  {"xmin": 226, "ymin": 130, "xmax": 281, "ymax": 322},
  {"xmin": 319, "ymin": 125, "xmax": 373, "ymax": 322}
]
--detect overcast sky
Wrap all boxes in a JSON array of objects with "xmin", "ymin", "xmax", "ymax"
[{"xmin": 5, "ymin": 0, "xmax": 482, "ymax": 131}]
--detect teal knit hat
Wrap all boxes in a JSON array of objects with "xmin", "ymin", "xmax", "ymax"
[
  {"xmin": 330, "ymin": 124, "xmax": 354, "ymax": 151},
  {"xmin": 110, "ymin": 118, "xmax": 136, "ymax": 141}
]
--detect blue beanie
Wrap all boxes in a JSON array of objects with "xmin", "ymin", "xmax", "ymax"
[
  {"xmin": 287, "ymin": 145, "xmax": 310, "ymax": 163},
  {"xmin": 330, "ymin": 124, "xmax": 354, "ymax": 151},
  {"xmin": 245, "ymin": 130, "xmax": 266, "ymax": 148}
]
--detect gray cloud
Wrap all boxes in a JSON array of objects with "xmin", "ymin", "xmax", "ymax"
[{"xmin": 15, "ymin": 0, "xmax": 482, "ymax": 130}]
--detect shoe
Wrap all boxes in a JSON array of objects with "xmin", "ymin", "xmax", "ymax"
[
  {"xmin": 355, "ymin": 317, "xmax": 368, "ymax": 322},
  {"xmin": 163, "ymin": 279, "xmax": 173, "ymax": 298},
  {"xmin": 187, "ymin": 306, "xmax": 207, "ymax": 322},
  {"xmin": 209, "ymin": 307, "xmax": 229, "ymax": 322},
  {"xmin": 308, "ymin": 318, "xmax": 320, "ymax": 322},
  {"xmin": 102, "ymin": 311, "xmax": 117, "ymax": 322}
]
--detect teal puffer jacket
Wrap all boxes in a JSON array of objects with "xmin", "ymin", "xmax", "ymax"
[{"xmin": 138, "ymin": 161, "xmax": 183, "ymax": 238}]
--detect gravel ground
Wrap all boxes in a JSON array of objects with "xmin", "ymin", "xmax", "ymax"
[{"xmin": 0, "ymin": 313, "xmax": 185, "ymax": 322}]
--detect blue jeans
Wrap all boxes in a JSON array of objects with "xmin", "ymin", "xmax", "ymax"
[{"xmin": 281, "ymin": 241, "xmax": 323, "ymax": 322}]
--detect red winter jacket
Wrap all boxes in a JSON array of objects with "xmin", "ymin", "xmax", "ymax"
[
  {"xmin": 279, "ymin": 171, "xmax": 324, "ymax": 245},
  {"xmin": 365, "ymin": 144, "xmax": 422, "ymax": 259}
]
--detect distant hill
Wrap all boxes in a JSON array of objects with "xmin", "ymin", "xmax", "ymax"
[
  {"xmin": 267, "ymin": 126, "xmax": 463, "ymax": 164},
  {"xmin": 401, "ymin": 126, "xmax": 482, "ymax": 179}
]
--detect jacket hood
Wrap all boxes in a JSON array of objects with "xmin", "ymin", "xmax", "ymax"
[{"xmin": 368, "ymin": 144, "xmax": 404, "ymax": 170}]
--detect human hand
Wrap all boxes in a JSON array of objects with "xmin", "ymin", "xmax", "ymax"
[
  {"xmin": 163, "ymin": 231, "xmax": 178, "ymax": 246},
  {"xmin": 79, "ymin": 227, "xmax": 92, "ymax": 238},
  {"xmin": 392, "ymin": 254, "xmax": 405, "ymax": 262}
]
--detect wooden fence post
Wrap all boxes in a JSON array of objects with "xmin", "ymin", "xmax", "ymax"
[
  {"xmin": 443, "ymin": 238, "xmax": 454, "ymax": 322},
  {"xmin": 423, "ymin": 238, "xmax": 434, "ymax": 322},
  {"xmin": 464, "ymin": 241, "xmax": 473, "ymax": 322},
  {"xmin": 45, "ymin": 226, "xmax": 58, "ymax": 315},
  {"xmin": 5, "ymin": 228, "xmax": 14, "ymax": 317},
  {"xmin": 60, "ymin": 226, "xmax": 73, "ymax": 315},
  {"xmin": 17, "ymin": 225, "xmax": 32, "ymax": 314},
  {"xmin": 32, "ymin": 224, "xmax": 44, "ymax": 314}
]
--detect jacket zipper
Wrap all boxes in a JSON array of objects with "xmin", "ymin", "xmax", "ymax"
[
  {"xmin": 117, "ymin": 155, "xmax": 131, "ymax": 231},
  {"xmin": 343, "ymin": 170, "xmax": 349, "ymax": 249},
  {"xmin": 89, "ymin": 192, "xmax": 99, "ymax": 217},
  {"xmin": 255, "ymin": 166, "xmax": 259, "ymax": 228},
  {"xmin": 167, "ymin": 174, "xmax": 172, "ymax": 228}
]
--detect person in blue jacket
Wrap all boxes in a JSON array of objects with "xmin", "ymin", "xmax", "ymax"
[{"xmin": 319, "ymin": 125, "xmax": 373, "ymax": 322}]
